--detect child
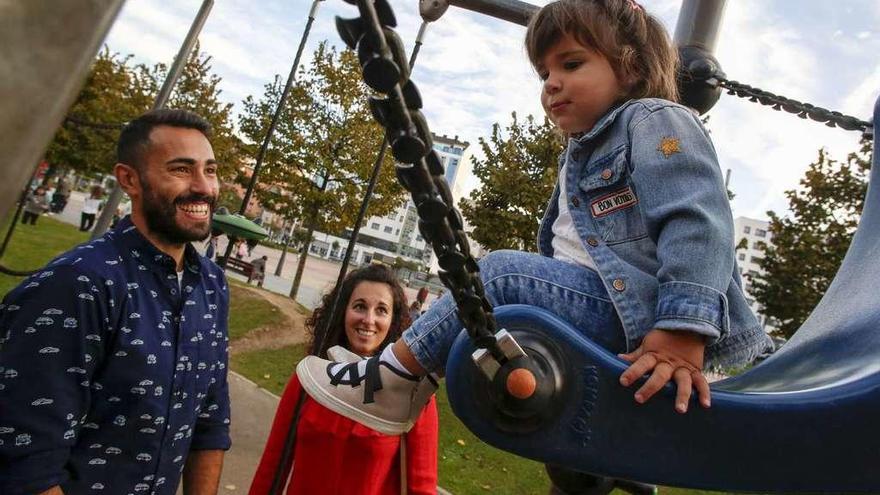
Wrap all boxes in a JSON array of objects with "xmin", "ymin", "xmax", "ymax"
[{"xmin": 297, "ymin": 0, "xmax": 771, "ymax": 435}]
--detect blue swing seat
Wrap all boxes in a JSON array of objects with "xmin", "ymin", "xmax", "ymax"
[{"xmin": 445, "ymin": 96, "xmax": 880, "ymax": 493}]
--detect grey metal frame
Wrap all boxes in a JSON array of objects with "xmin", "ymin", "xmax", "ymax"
[{"xmin": 1, "ymin": 0, "xmax": 126, "ymax": 231}]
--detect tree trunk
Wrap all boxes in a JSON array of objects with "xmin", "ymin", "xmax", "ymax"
[
  {"xmin": 289, "ymin": 210, "xmax": 318, "ymax": 300},
  {"xmin": 275, "ymin": 218, "xmax": 292, "ymax": 276}
]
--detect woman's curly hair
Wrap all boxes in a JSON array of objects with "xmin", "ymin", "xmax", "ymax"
[{"xmin": 305, "ymin": 264, "xmax": 412, "ymax": 358}]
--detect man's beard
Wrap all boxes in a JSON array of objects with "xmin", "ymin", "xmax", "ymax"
[{"xmin": 140, "ymin": 179, "xmax": 216, "ymax": 245}]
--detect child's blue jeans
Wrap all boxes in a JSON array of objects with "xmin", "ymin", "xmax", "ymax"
[{"xmin": 402, "ymin": 250, "xmax": 625, "ymax": 374}]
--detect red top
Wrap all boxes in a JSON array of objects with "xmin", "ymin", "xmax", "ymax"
[{"xmin": 249, "ymin": 374, "xmax": 439, "ymax": 495}]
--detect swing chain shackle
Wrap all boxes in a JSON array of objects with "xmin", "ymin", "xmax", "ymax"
[{"xmin": 339, "ymin": 0, "xmax": 512, "ymax": 365}]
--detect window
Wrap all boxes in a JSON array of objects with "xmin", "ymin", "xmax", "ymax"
[
  {"xmin": 754, "ymin": 241, "xmax": 766, "ymax": 250},
  {"xmin": 747, "ymin": 270, "xmax": 759, "ymax": 278},
  {"xmin": 751, "ymin": 256, "xmax": 764, "ymax": 264},
  {"xmin": 755, "ymin": 228, "xmax": 767, "ymax": 238},
  {"xmin": 743, "ymin": 226, "xmax": 751, "ymax": 234},
  {"xmin": 737, "ymin": 253, "xmax": 746, "ymax": 261},
  {"xmin": 370, "ymin": 222, "xmax": 380, "ymax": 230},
  {"xmin": 398, "ymin": 215, "xmax": 404, "ymax": 222},
  {"xmin": 394, "ymin": 229, "xmax": 400, "ymax": 235},
  {"xmin": 416, "ymin": 235, "xmax": 423, "ymax": 242},
  {"xmin": 383, "ymin": 226, "xmax": 393, "ymax": 233}
]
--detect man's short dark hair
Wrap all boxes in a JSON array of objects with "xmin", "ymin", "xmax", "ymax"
[{"xmin": 117, "ymin": 109, "xmax": 212, "ymax": 171}]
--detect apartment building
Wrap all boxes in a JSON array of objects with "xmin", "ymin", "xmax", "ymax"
[{"xmin": 733, "ymin": 216, "xmax": 776, "ymax": 331}]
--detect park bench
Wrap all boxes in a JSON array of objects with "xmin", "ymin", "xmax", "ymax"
[{"xmin": 218, "ymin": 257, "xmax": 253, "ymax": 278}]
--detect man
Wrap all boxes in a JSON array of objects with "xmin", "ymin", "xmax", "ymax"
[
  {"xmin": 248, "ymin": 255, "xmax": 267, "ymax": 288},
  {"xmin": 0, "ymin": 109, "xmax": 230, "ymax": 494}
]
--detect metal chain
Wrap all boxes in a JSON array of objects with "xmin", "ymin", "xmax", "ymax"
[
  {"xmin": 342, "ymin": 0, "xmax": 504, "ymax": 360},
  {"xmin": 710, "ymin": 76, "xmax": 873, "ymax": 135}
]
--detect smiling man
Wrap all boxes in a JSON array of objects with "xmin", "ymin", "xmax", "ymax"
[{"xmin": 0, "ymin": 110, "xmax": 231, "ymax": 495}]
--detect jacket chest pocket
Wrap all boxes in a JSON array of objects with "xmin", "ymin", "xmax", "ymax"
[{"xmin": 577, "ymin": 150, "xmax": 647, "ymax": 244}]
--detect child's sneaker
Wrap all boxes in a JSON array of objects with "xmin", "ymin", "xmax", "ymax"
[
  {"xmin": 296, "ymin": 354, "xmax": 438, "ymax": 435},
  {"xmin": 326, "ymin": 345, "xmax": 362, "ymax": 362}
]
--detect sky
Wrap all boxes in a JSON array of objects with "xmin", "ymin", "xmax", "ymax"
[{"xmin": 103, "ymin": 0, "xmax": 880, "ymax": 221}]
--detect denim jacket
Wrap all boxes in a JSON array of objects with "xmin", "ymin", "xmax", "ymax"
[{"xmin": 538, "ymin": 98, "xmax": 772, "ymax": 367}]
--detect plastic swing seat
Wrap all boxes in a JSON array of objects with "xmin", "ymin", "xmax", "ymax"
[{"xmin": 445, "ymin": 96, "xmax": 880, "ymax": 493}]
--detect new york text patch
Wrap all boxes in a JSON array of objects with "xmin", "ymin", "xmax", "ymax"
[{"xmin": 591, "ymin": 186, "xmax": 638, "ymax": 217}]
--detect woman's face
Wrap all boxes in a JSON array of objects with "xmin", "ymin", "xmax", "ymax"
[{"xmin": 343, "ymin": 281, "xmax": 395, "ymax": 356}]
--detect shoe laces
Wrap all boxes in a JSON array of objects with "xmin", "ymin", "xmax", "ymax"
[{"xmin": 327, "ymin": 356, "xmax": 384, "ymax": 404}]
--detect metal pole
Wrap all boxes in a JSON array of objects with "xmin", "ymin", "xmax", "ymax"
[
  {"xmin": 91, "ymin": 0, "xmax": 216, "ymax": 239},
  {"xmin": 448, "ymin": 0, "xmax": 537, "ymax": 26},
  {"xmin": 219, "ymin": 0, "xmax": 324, "ymax": 268},
  {"xmin": 673, "ymin": 0, "xmax": 726, "ymax": 52},
  {"xmin": 0, "ymin": 0, "xmax": 126, "ymax": 227},
  {"xmin": 267, "ymin": 19, "xmax": 432, "ymax": 494}
]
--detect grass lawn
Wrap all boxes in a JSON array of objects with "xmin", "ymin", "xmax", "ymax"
[
  {"xmin": 230, "ymin": 344, "xmax": 732, "ymax": 495},
  {"xmin": 227, "ymin": 282, "xmax": 288, "ymax": 341},
  {"xmin": 0, "ymin": 216, "xmax": 89, "ymax": 297}
]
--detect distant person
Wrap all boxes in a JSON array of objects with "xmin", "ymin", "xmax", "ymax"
[
  {"xmin": 249, "ymin": 255, "xmax": 268, "ymax": 288},
  {"xmin": 236, "ymin": 240, "xmax": 248, "ymax": 260},
  {"xmin": 416, "ymin": 286, "xmax": 429, "ymax": 307},
  {"xmin": 249, "ymin": 264, "xmax": 437, "ymax": 495},
  {"xmin": 21, "ymin": 186, "xmax": 50, "ymax": 225},
  {"xmin": 0, "ymin": 109, "xmax": 230, "ymax": 494},
  {"xmin": 50, "ymin": 177, "xmax": 71, "ymax": 213},
  {"xmin": 408, "ymin": 301, "xmax": 422, "ymax": 322},
  {"xmin": 79, "ymin": 185, "xmax": 104, "ymax": 231}
]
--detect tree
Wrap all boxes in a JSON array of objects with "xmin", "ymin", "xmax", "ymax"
[
  {"xmin": 155, "ymin": 43, "xmax": 242, "ymax": 174},
  {"xmin": 237, "ymin": 42, "xmax": 407, "ymax": 298},
  {"xmin": 460, "ymin": 113, "xmax": 563, "ymax": 251},
  {"xmin": 45, "ymin": 45, "xmax": 242, "ymax": 182},
  {"xmin": 45, "ymin": 48, "xmax": 154, "ymax": 178},
  {"xmin": 751, "ymin": 138, "xmax": 872, "ymax": 338}
]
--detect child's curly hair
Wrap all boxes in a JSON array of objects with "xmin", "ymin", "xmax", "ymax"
[
  {"xmin": 305, "ymin": 264, "xmax": 412, "ymax": 358},
  {"xmin": 526, "ymin": 0, "xmax": 679, "ymax": 102}
]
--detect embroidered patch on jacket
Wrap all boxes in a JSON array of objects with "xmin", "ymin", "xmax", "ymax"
[
  {"xmin": 657, "ymin": 137, "xmax": 681, "ymax": 158},
  {"xmin": 591, "ymin": 186, "xmax": 638, "ymax": 217}
]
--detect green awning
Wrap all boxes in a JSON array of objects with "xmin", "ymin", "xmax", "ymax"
[{"xmin": 212, "ymin": 212, "xmax": 268, "ymax": 240}]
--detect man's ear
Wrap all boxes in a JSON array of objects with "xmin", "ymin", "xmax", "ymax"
[{"xmin": 114, "ymin": 163, "xmax": 140, "ymax": 197}]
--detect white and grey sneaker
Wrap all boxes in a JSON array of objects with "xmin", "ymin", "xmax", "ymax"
[
  {"xmin": 296, "ymin": 354, "xmax": 438, "ymax": 435},
  {"xmin": 326, "ymin": 345, "xmax": 362, "ymax": 363}
]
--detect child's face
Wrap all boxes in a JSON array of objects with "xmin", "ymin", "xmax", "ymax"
[{"xmin": 538, "ymin": 33, "xmax": 627, "ymax": 135}]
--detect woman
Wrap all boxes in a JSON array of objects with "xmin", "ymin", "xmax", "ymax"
[
  {"xmin": 79, "ymin": 185, "xmax": 104, "ymax": 231},
  {"xmin": 249, "ymin": 264, "xmax": 438, "ymax": 495}
]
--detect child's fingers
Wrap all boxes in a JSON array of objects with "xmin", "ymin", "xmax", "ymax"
[
  {"xmin": 693, "ymin": 371, "xmax": 712, "ymax": 408},
  {"xmin": 673, "ymin": 368, "xmax": 693, "ymax": 413},
  {"xmin": 618, "ymin": 352, "xmax": 656, "ymax": 387},
  {"xmin": 633, "ymin": 361, "xmax": 673, "ymax": 403},
  {"xmin": 617, "ymin": 346, "xmax": 643, "ymax": 363}
]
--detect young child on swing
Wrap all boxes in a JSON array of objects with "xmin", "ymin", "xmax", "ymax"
[{"xmin": 297, "ymin": 0, "xmax": 772, "ymax": 435}]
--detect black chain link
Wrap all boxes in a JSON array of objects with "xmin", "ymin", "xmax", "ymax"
[
  {"xmin": 710, "ymin": 76, "xmax": 873, "ymax": 135},
  {"xmin": 341, "ymin": 0, "xmax": 504, "ymax": 359}
]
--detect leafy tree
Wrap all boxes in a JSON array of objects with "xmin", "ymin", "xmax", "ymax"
[
  {"xmin": 155, "ymin": 43, "xmax": 242, "ymax": 174},
  {"xmin": 237, "ymin": 42, "xmax": 407, "ymax": 298},
  {"xmin": 460, "ymin": 113, "xmax": 562, "ymax": 251},
  {"xmin": 45, "ymin": 45, "xmax": 242, "ymax": 182},
  {"xmin": 751, "ymin": 138, "xmax": 872, "ymax": 338},
  {"xmin": 45, "ymin": 48, "xmax": 154, "ymax": 178}
]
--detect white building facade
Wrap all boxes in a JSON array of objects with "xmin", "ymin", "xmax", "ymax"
[
  {"xmin": 306, "ymin": 133, "xmax": 478, "ymax": 271},
  {"xmin": 733, "ymin": 216, "xmax": 776, "ymax": 331}
]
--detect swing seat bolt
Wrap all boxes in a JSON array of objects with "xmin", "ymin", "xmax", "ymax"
[{"xmin": 506, "ymin": 368, "xmax": 537, "ymax": 399}]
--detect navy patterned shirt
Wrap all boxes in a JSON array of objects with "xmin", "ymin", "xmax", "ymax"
[{"xmin": 0, "ymin": 217, "xmax": 231, "ymax": 494}]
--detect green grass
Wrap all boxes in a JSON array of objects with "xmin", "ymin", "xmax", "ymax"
[
  {"xmin": 227, "ymin": 283, "xmax": 288, "ymax": 341},
  {"xmin": 0, "ymin": 216, "xmax": 89, "ymax": 297}
]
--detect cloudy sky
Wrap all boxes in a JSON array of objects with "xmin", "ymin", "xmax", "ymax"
[{"xmin": 104, "ymin": 0, "xmax": 880, "ymax": 221}]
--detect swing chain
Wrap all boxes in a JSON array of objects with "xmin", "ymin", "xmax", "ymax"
[
  {"xmin": 341, "ymin": 0, "xmax": 506, "ymax": 362},
  {"xmin": 710, "ymin": 76, "xmax": 873, "ymax": 135}
]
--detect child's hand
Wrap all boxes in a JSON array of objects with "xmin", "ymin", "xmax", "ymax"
[{"xmin": 618, "ymin": 328, "xmax": 710, "ymax": 413}]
